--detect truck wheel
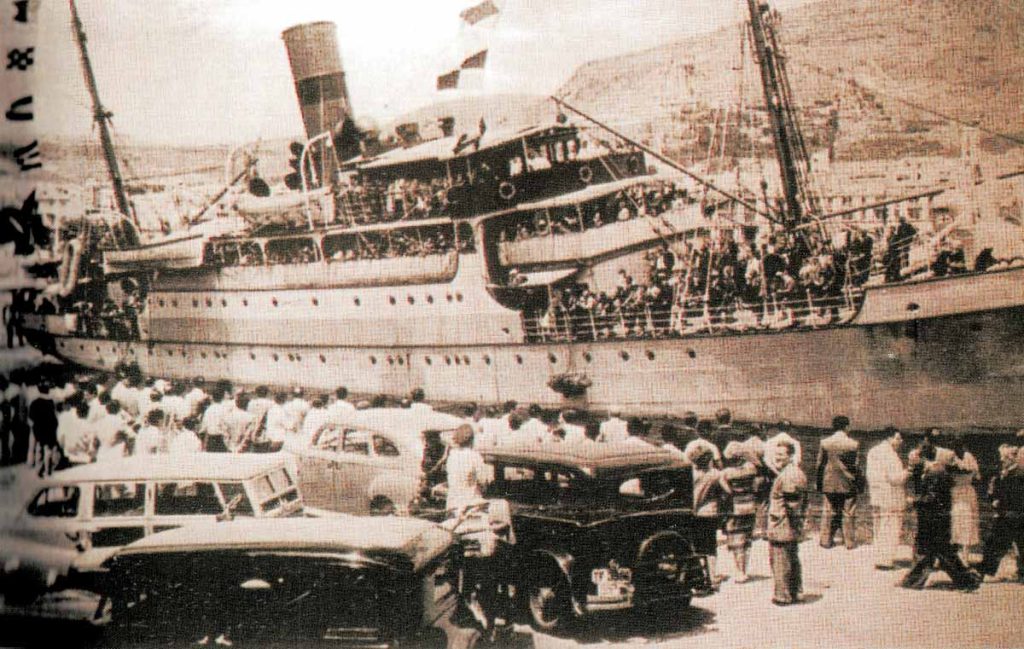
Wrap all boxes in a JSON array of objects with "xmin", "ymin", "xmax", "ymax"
[
  {"xmin": 526, "ymin": 572, "xmax": 572, "ymax": 633},
  {"xmin": 369, "ymin": 496, "xmax": 396, "ymax": 516}
]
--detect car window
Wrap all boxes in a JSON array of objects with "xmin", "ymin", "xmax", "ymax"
[
  {"xmin": 27, "ymin": 486, "xmax": 80, "ymax": 518},
  {"xmin": 313, "ymin": 426, "xmax": 342, "ymax": 451},
  {"xmin": 342, "ymin": 429, "xmax": 370, "ymax": 455},
  {"xmin": 618, "ymin": 470, "xmax": 687, "ymax": 503},
  {"xmin": 155, "ymin": 482, "xmax": 223, "ymax": 516},
  {"xmin": 218, "ymin": 483, "xmax": 255, "ymax": 516},
  {"xmin": 93, "ymin": 483, "xmax": 146, "ymax": 517},
  {"xmin": 373, "ymin": 435, "xmax": 400, "ymax": 457}
]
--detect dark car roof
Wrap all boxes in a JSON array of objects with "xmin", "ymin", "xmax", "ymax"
[
  {"xmin": 115, "ymin": 516, "xmax": 453, "ymax": 572},
  {"xmin": 481, "ymin": 439, "xmax": 688, "ymax": 477}
]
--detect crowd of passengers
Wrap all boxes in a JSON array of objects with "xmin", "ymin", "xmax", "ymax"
[
  {"xmin": 498, "ymin": 180, "xmax": 696, "ymax": 243},
  {"xmin": 204, "ymin": 226, "xmax": 470, "ymax": 268},
  {"xmin": 520, "ymin": 217, "xmax": 962, "ymax": 340}
]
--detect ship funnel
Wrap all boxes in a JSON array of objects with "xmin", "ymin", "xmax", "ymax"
[{"xmin": 282, "ymin": 22, "xmax": 356, "ymax": 160}]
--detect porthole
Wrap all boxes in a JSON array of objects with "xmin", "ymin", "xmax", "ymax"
[
  {"xmin": 205, "ymin": 298, "xmax": 212, "ymax": 308},
  {"xmin": 427, "ymin": 295, "xmax": 434, "ymax": 304},
  {"xmin": 192, "ymin": 299, "xmax": 199, "ymax": 307},
  {"xmin": 620, "ymin": 351, "xmax": 630, "ymax": 361},
  {"xmin": 370, "ymin": 356, "xmax": 377, "ymax": 365},
  {"xmin": 407, "ymin": 296, "xmax": 415, "ymax": 305},
  {"xmin": 272, "ymin": 353, "xmax": 279, "ymax": 362},
  {"xmin": 171, "ymin": 299, "xmax": 178, "ymax": 307},
  {"xmin": 548, "ymin": 353, "xmax": 557, "ymax": 364},
  {"xmin": 272, "ymin": 298, "xmax": 279, "ymax": 307},
  {"xmin": 79, "ymin": 344, "xmax": 84, "ymax": 351},
  {"xmin": 295, "ymin": 354, "xmax": 302, "ymax": 362},
  {"xmin": 387, "ymin": 356, "xmax": 394, "ymax": 365},
  {"xmin": 242, "ymin": 299, "xmax": 249, "ymax": 307},
  {"xmin": 129, "ymin": 349, "xmax": 135, "ymax": 356},
  {"xmin": 454, "ymin": 356, "xmax": 461, "ymax": 365},
  {"xmin": 584, "ymin": 352, "xmax": 592, "ymax": 363},
  {"xmin": 906, "ymin": 302, "xmax": 920, "ymax": 312},
  {"xmin": 250, "ymin": 352, "xmax": 256, "ymax": 361},
  {"xmin": 147, "ymin": 349, "xmax": 153, "ymax": 356},
  {"xmin": 425, "ymin": 356, "xmax": 433, "ymax": 365},
  {"xmin": 687, "ymin": 349, "xmax": 697, "ymax": 359},
  {"xmin": 463, "ymin": 356, "xmax": 471, "ymax": 365},
  {"xmin": 446, "ymin": 294, "xmax": 453, "ymax": 303},
  {"xmin": 501, "ymin": 327, "xmax": 510, "ymax": 334},
  {"xmin": 311, "ymin": 297, "xmax": 319, "ymax": 306},
  {"xmin": 445, "ymin": 356, "xmax": 452, "ymax": 365},
  {"xmin": 287, "ymin": 354, "xmax": 295, "ymax": 362},
  {"xmin": 456, "ymin": 293, "xmax": 464, "ymax": 302},
  {"xmin": 389, "ymin": 296, "xmax": 396, "ymax": 305},
  {"xmin": 158, "ymin": 299, "xmax": 165, "ymax": 307},
  {"xmin": 483, "ymin": 355, "xmax": 491, "ymax": 365},
  {"xmin": 515, "ymin": 355, "xmax": 523, "ymax": 365},
  {"xmin": 96, "ymin": 346, "xmax": 101, "ymax": 352},
  {"xmin": 167, "ymin": 350, "xmax": 173, "ymax": 357},
  {"xmin": 221, "ymin": 299, "xmax": 227, "ymax": 307},
  {"xmin": 354, "ymin": 297, "xmax": 361, "ymax": 306},
  {"xmin": 201, "ymin": 352, "xmax": 207, "ymax": 359},
  {"xmin": 397, "ymin": 356, "xmax": 405, "ymax": 365},
  {"xmin": 319, "ymin": 354, "xmax": 326, "ymax": 363},
  {"xmin": 646, "ymin": 350, "xmax": 656, "ymax": 361}
]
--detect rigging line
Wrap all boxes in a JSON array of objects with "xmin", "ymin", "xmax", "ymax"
[
  {"xmin": 551, "ymin": 95, "xmax": 781, "ymax": 224},
  {"xmin": 797, "ymin": 60, "xmax": 1024, "ymax": 148}
]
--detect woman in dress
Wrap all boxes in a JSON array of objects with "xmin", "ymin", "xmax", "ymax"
[{"xmin": 949, "ymin": 435, "xmax": 981, "ymax": 564}]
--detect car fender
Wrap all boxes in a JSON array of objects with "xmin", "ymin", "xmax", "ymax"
[
  {"xmin": 367, "ymin": 470, "xmax": 419, "ymax": 513},
  {"xmin": 636, "ymin": 530, "xmax": 692, "ymax": 560}
]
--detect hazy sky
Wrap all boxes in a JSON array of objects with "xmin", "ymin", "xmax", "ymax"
[{"xmin": 32, "ymin": 0, "xmax": 817, "ymax": 145}]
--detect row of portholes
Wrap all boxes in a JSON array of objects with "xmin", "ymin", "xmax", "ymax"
[
  {"xmin": 62, "ymin": 340, "xmax": 695, "ymax": 365},
  {"xmin": 154, "ymin": 292, "xmax": 466, "ymax": 310}
]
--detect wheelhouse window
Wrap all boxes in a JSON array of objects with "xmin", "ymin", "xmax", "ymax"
[
  {"xmin": 27, "ymin": 485, "xmax": 80, "ymax": 518},
  {"xmin": 265, "ymin": 237, "xmax": 319, "ymax": 265}
]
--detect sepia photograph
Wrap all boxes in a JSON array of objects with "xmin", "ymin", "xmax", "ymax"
[{"xmin": 1, "ymin": 0, "xmax": 1023, "ymax": 646}]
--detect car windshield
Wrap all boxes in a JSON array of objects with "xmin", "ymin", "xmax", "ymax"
[{"xmin": 252, "ymin": 468, "xmax": 300, "ymax": 514}]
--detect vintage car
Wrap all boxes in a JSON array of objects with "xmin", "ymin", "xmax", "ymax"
[
  {"xmin": 0, "ymin": 453, "xmax": 302, "ymax": 605},
  {"xmin": 284, "ymin": 407, "xmax": 459, "ymax": 516},
  {"xmin": 478, "ymin": 439, "xmax": 714, "ymax": 633},
  {"xmin": 100, "ymin": 515, "xmax": 532, "ymax": 648}
]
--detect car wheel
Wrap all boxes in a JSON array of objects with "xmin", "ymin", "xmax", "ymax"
[
  {"xmin": 526, "ymin": 573, "xmax": 572, "ymax": 633},
  {"xmin": 369, "ymin": 496, "xmax": 396, "ymax": 516}
]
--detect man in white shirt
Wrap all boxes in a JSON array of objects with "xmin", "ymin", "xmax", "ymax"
[
  {"xmin": 222, "ymin": 393, "xmax": 256, "ymax": 452},
  {"xmin": 446, "ymin": 425, "xmax": 491, "ymax": 513},
  {"xmin": 599, "ymin": 411, "xmax": 630, "ymax": 444},
  {"xmin": 134, "ymin": 409, "xmax": 165, "ymax": 456},
  {"xmin": 200, "ymin": 385, "xmax": 233, "ymax": 452},
  {"xmin": 95, "ymin": 401, "xmax": 131, "ymax": 451},
  {"xmin": 866, "ymin": 428, "xmax": 908, "ymax": 569},
  {"xmin": 184, "ymin": 378, "xmax": 209, "ymax": 419},
  {"xmin": 325, "ymin": 386, "xmax": 356, "ymax": 424},
  {"xmin": 300, "ymin": 394, "xmax": 332, "ymax": 443},
  {"xmin": 58, "ymin": 401, "xmax": 95, "ymax": 465},
  {"xmin": 265, "ymin": 392, "xmax": 296, "ymax": 444},
  {"xmin": 284, "ymin": 387, "xmax": 311, "ymax": 432}
]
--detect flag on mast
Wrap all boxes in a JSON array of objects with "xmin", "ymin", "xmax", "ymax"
[
  {"xmin": 460, "ymin": 0, "xmax": 499, "ymax": 26},
  {"xmin": 437, "ymin": 69, "xmax": 461, "ymax": 91},
  {"xmin": 460, "ymin": 49, "xmax": 488, "ymax": 70}
]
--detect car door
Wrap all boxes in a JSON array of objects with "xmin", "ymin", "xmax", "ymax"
[
  {"xmin": 300, "ymin": 427, "xmax": 341, "ymax": 510},
  {"xmin": 332, "ymin": 428, "xmax": 375, "ymax": 513},
  {"xmin": 152, "ymin": 480, "xmax": 225, "ymax": 533},
  {"xmin": 80, "ymin": 481, "xmax": 148, "ymax": 571}
]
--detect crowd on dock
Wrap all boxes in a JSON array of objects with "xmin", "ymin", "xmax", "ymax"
[{"xmin": 2, "ymin": 361, "xmax": 1022, "ymax": 605}]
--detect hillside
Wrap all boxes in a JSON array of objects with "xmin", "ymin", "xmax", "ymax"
[{"xmin": 556, "ymin": 0, "xmax": 1024, "ymax": 161}]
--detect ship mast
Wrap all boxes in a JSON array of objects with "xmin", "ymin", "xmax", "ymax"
[
  {"xmin": 69, "ymin": 0, "xmax": 136, "ymax": 228},
  {"xmin": 745, "ymin": 0, "xmax": 812, "ymax": 226}
]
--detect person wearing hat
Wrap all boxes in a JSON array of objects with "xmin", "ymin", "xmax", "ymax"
[
  {"xmin": 866, "ymin": 427, "xmax": 908, "ymax": 570},
  {"xmin": 445, "ymin": 424, "xmax": 491, "ymax": 513},
  {"xmin": 815, "ymin": 416, "xmax": 861, "ymax": 550},
  {"xmin": 722, "ymin": 440, "xmax": 764, "ymax": 583},
  {"xmin": 713, "ymin": 407, "xmax": 745, "ymax": 452}
]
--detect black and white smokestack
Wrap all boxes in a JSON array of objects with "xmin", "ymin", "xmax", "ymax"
[{"xmin": 281, "ymin": 22, "xmax": 353, "ymax": 144}]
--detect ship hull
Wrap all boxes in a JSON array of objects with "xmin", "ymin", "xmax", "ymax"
[{"xmin": 28, "ymin": 293, "xmax": 1024, "ymax": 430}]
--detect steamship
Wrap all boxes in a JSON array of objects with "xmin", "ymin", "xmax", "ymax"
[{"xmin": 20, "ymin": 1, "xmax": 1024, "ymax": 429}]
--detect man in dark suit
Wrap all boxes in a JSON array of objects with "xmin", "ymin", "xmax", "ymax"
[
  {"xmin": 900, "ymin": 442, "xmax": 980, "ymax": 591},
  {"xmin": 816, "ymin": 415, "xmax": 861, "ymax": 549}
]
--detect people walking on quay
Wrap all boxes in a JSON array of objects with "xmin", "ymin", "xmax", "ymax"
[
  {"xmin": 722, "ymin": 440, "xmax": 764, "ymax": 583},
  {"xmin": 866, "ymin": 427, "xmax": 908, "ymax": 570},
  {"xmin": 767, "ymin": 440, "xmax": 808, "ymax": 605},
  {"xmin": 900, "ymin": 441, "xmax": 980, "ymax": 591},
  {"xmin": 948, "ymin": 435, "xmax": 981, "ymax": 564},
  {"xmin": 689, "ymin": 444, "xmax": 728, "ymax": 585},
  {"xmin": 816, "ymin": 416, "xmax": 861, "ymax": 549},
  {"xmin": 974, "ymin": 445, "xmax": 1024, "ymax": 582}
]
